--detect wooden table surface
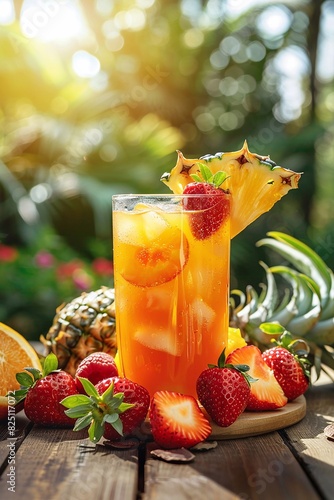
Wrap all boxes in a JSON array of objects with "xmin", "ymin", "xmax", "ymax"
[{"xmin": 0, "ymin": 375, "xmax": 333, "ymax": 500}]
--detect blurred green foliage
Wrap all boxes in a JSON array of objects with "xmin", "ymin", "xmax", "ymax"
[{"xmin": 0, "ymin": 0, "xmax": 334, "ymax": 339}]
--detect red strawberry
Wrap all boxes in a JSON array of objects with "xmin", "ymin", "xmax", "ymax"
[
  {"xmin": 261, "ymin": 331, "xmax": 310, "ymax": 401},
  {"xmin": 196, "ymin": 350, "xmax": 252, "ymax": 427},
  {"xmin": 226, "ymin": 345, "xmax": 288, "ymax": 411},
  {"xmin": 75, "ymin": 352, "xmax": 118, "ymax": 393},
  {"xmin": 95, "ymin": 377, "xmax": 150, "ymax": 440},
  {"xmin": 149, "ymin": 391, "xmax": 211, "ymax": 449},
  {"xmin": 182, "ymin": 165, "xmax": 229, "ymax": 240},
  {"xmin": 62, "ymin": 376, "xmax": 150, "ymax": 443},
  {"xmin": 13, "ymin": 353, "xmax": 78, "ymax": 427}
]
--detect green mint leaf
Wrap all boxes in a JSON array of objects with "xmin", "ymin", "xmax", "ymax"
[
  {"xmin": 16, "ymin": 372, "xmax": 34, "ymax": 387},
  {"xmin": 42, "ymin": 353, "xmax": 59, "ymax": 376},
  {"xmin": 212, "ymin": 171, "xmax": 228, "ymax": 188},
  {"xmin": 199, "ymin": 163, "xmax": 213, "ymax": 182},
  {"xmin": 73, "ymin": 414, "xmax": 94, "ymax": 432},
  {"xmin": 190, "ymin": 174, "xmax": 202, "ymax": 183},
  {"xmin": 64, "ymin": 405, "xmax": 93, "ymax": 419},
  {"xmin": 78, "ymin": 377, "xmax": 100, "ymax": 398},
  {"xmin": 89, "ymin": 419, "xmax": 104, "ymax": 443},
  {"xmin": 61, "ymin": 394, "xmax": 92, "ymax": 409}
]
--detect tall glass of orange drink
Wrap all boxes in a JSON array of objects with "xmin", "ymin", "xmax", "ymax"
[{"xmin": 112, "ymin": 193, "xmax": 230, "ymax": 398}]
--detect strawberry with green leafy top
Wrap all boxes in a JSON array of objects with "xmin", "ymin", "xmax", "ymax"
[
  {"xmin": 197, "ymin": 350, "xmax": 254, "ymax": 427},
  {"xmin": 261, "ymin": 326, "xmax": 311, "ymax": 401},
  {"xmin": 95, "ymin": 376, "xmax": 150, "ymax": 440},
  {"xmin": 149, "ymin": 390, "xmax": 211, "ymax": 449},
  {"xmin": 61, "ymin": 376, "xmax": 150, "ymax": 443},
  {"xmin": 183, "ymin": 164, "xmax": 230, "ymax": 240},
  {"xmin": 12, "ymin": 353, "xmax": 78, "ymax": 427}
]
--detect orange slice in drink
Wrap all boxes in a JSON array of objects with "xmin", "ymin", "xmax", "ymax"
[
  {"xmin": 118, "ymin": 225, "xmax": 189, "ymax": 287},
  {"xmin": 0, "ymin": 323, "xmax": 42, "ymax": 420},
  {"xmin": 114, "ymin": 206, "xmax": 189, "ymax": 287}
]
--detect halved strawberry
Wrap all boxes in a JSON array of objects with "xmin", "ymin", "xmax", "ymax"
[
  {"xmin": 226, "ymin": 345, "xmax": 288, "ymax": 411},
  {"xmin": 183, "ymin": 164, "xmax": 230, "ymax": 240},
  {"xmin": 149, "ymin": 391, "xmax": 211, "ymax": 449}
]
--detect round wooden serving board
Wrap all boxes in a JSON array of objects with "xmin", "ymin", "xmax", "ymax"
[{"xmin": 209, "ymin": 395, "xmax": 306, "ymax": 440}]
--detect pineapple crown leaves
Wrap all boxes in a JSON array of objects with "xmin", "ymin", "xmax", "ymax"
[
  {"xmin": 232, "ymin": 232, "xmax": 334, "ymax": 381},
  {"xmin": 61, "ymin": 377, "xmax": 134, "ymax": 444},
  {"xmin": 260, "ymin": 323, "xmax": 312, "ymax": 380},
  {"xmin": 207, "ymin": 349, "xmax": 257, "ymax": 387},
  {"xmin": 11, "ymin": 353, "xmax": 60, "ymax": 404},
  {"xmin": 190, "ymin": 163, "xmax": 229, "ymax": 189}
]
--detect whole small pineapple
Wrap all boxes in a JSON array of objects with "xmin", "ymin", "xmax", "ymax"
[{"xmin": 41, "ymin": 286, "xmax": 117, "ymax": 376}]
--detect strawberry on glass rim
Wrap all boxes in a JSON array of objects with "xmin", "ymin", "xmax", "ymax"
[{"xmin": 182, "ymin": 164, "xmax": 230, "ymax": 240}]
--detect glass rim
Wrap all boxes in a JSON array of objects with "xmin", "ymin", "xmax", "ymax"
[{"xmin": 112, "ymin": 192, "xmax": 230, "ymax": 199}]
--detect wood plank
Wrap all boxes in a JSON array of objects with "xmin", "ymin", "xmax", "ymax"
[
  {"xmin": 0, "ymin": 412, "xmax": 32, "ymax": 472},
  {"xmin": 143, "ymin": 449, "xmax": 239, "ymax": 500},
  {"xmin": 0, "ymin": 426, "xmax": 139, "ymax": 500},
  {"xmin": 144, "ymin": 432, "xmax": 320, "ymax": 500},
  {"xmin": 283, "ymin": 382, "xmax": 334, "ymax": 500}
]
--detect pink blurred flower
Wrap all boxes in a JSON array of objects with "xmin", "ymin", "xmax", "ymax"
[
  {"xmin": 35, "ymin": 251, "xmax": 55, "ymax": 268},
  {"xmin": 92, "ymin": 257, "xmax": 114, "ymax": 276},
  {"xmin": 0, "ymin": 244, "xmax": 18, "ymax": 262},
  {"xmin": 56, "ymin": 260, "xmax": 84, "ymax": 280},
  {"xmin": 72, "ymin": 269, "xmax": 93, "ymax": 290}
]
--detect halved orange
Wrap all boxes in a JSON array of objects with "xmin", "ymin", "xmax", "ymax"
[{"xmin": 0, "ymin": 323, "xmax": 42, "ymax": 420}]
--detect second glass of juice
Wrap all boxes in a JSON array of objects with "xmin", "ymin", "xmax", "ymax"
[{"xmin": 112, "ymin": 193, "xmax": 230, "ymax": 399}]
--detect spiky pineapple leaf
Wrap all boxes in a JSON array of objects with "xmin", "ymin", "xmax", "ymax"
[{"xmin": 257, "ymin": 233, "xmax": 331, "ymax": 310}]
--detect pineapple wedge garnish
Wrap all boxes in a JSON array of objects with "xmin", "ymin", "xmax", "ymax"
[{"xmin": 161, "ymin": 140, "xmax": 301, "ymax": 238}]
